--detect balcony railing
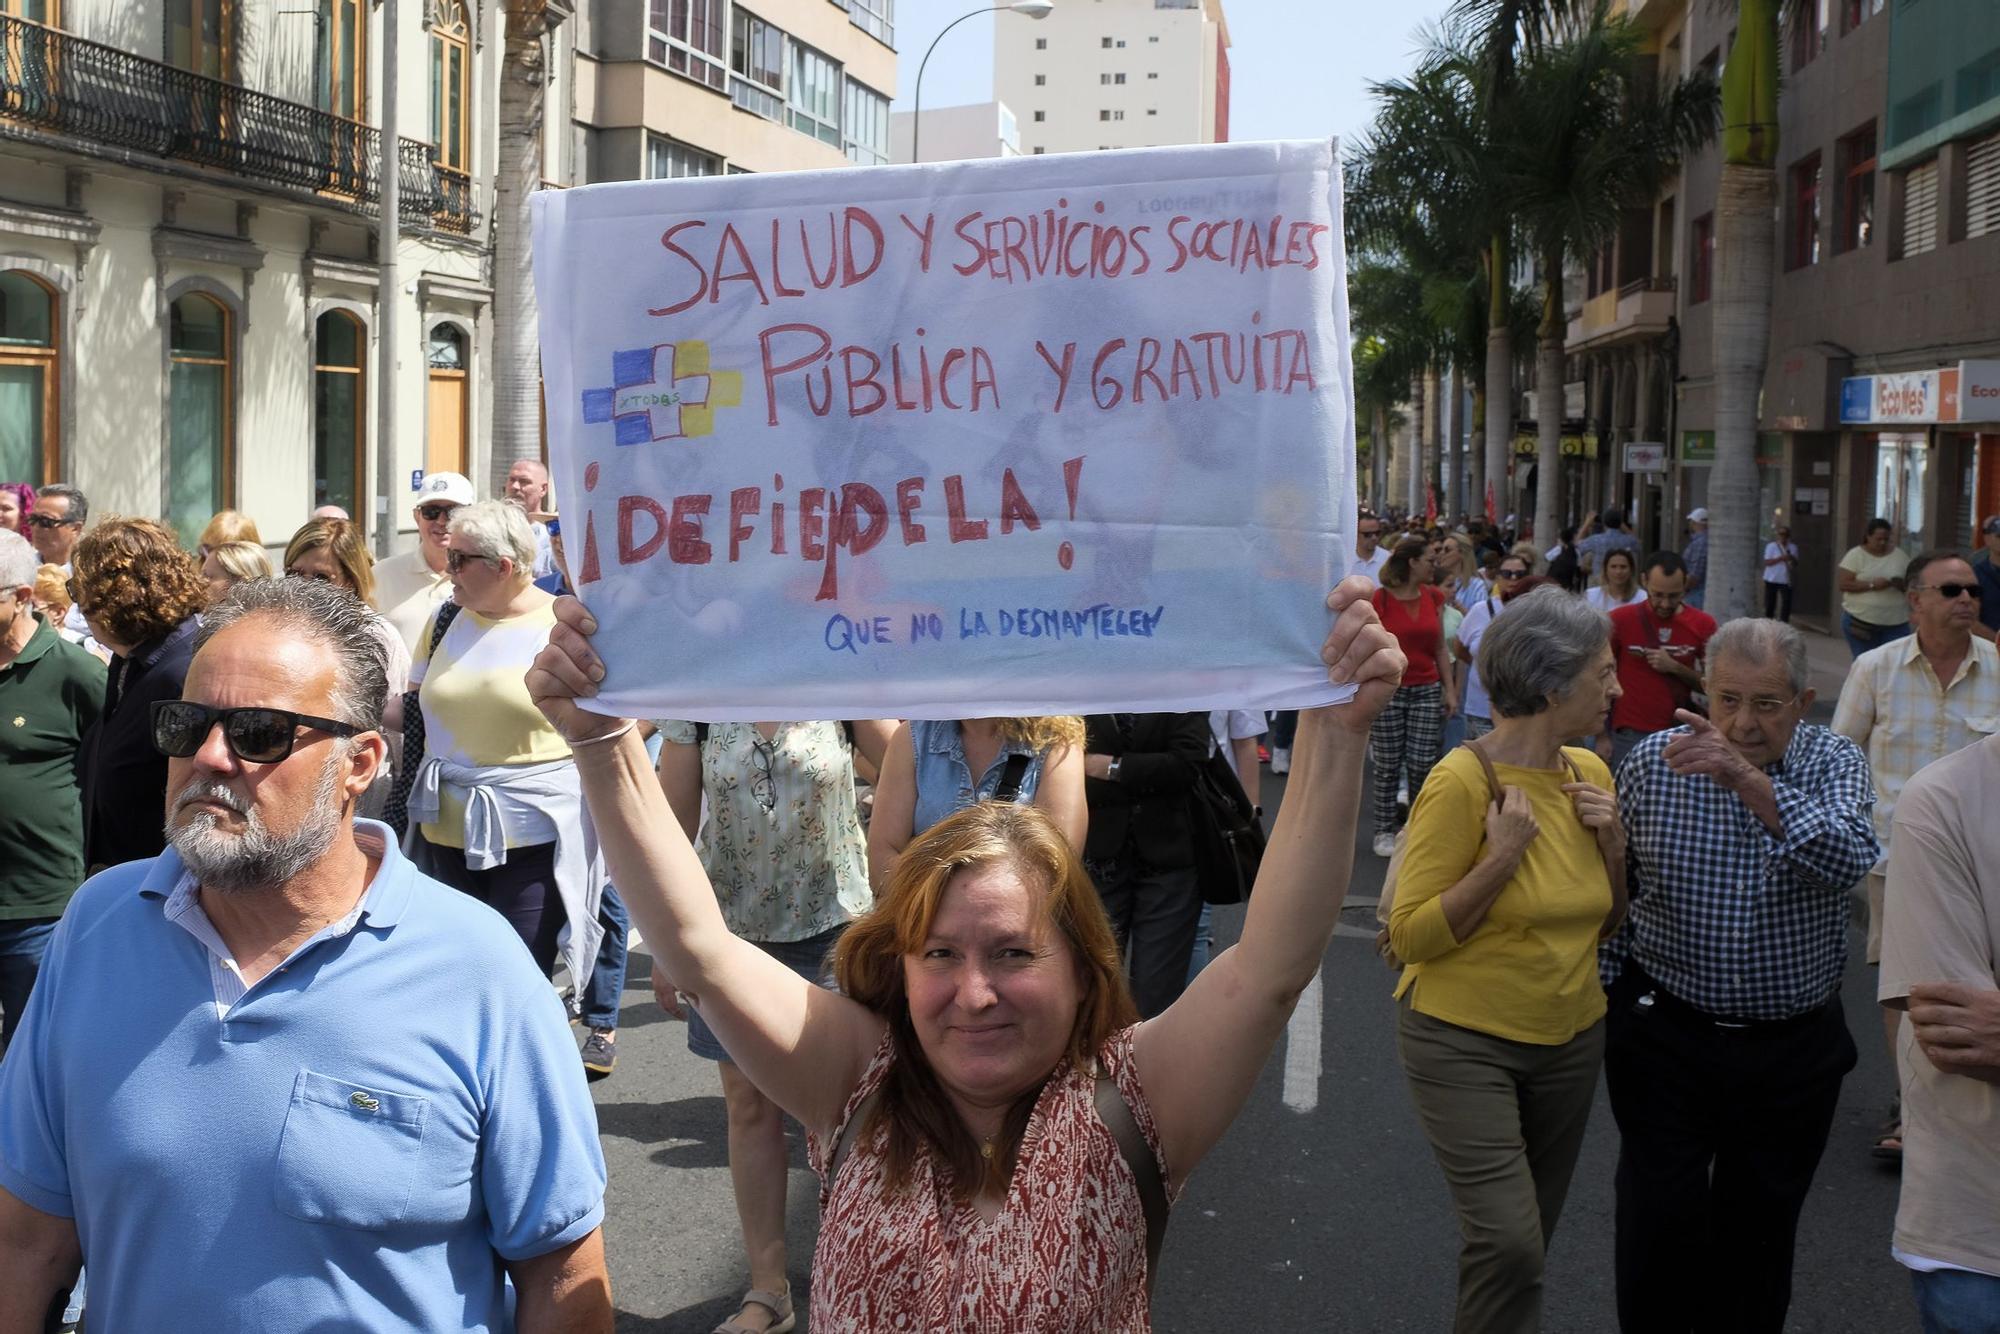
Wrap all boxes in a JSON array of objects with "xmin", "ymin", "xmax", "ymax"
[{"xmin": 0, "ymin": 15, "xmax": 477, "ymax": 235}]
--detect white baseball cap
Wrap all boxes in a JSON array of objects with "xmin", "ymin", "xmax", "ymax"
[
  {"xmin": 1687, "ymin": 507, "xmax": 1709, "ymax": 523},
  {"xmin": 413, "ymin": 471, "xmax": 475, "ymax": 508}
]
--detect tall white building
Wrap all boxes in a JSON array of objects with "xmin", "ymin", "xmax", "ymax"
[{"xmin": 994, "ymin": 0, "xmax": 1229, "ymax": 156}]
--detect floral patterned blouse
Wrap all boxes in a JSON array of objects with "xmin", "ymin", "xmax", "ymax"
[
  {"xmin": 658, "ymin": 720, "xmax": 872, "ymax": 943},
  {"xmin": 806, "ymin": 1025, "xmax": 1179, "ymax": 1332}
]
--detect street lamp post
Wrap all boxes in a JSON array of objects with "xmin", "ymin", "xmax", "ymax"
[{"xmin": 911, "ymin": 0, "xmax": 1054, "ymax": 166}]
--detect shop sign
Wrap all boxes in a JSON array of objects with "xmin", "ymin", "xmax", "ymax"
[
  {"xmin": 1841, "ymin": 370, "xmax": 1960, "ymax": 424},
  {"xmin": 1960, "ymin": 360, "xmax": 2000, "ymax": 421},
  {"xmin": 1514, "ymin": 432, "xmax": 1598, "ymax": 458},
  {"xmin": 1680, "ymin": 431, "xmax": 1784, "ymax": 463},
  {"xmin": 1624, "ymin": 441, "xmax": 1668, "ymax": 473}
]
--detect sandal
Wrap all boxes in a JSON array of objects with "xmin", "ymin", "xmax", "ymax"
[
  {"xmin": 713, "ymin": 1285, "xmax": 795, "ymax": 1334},
  {"xmin": 1872, "ymin": 1122, "xmax": 1904, "ymax": 1162}
]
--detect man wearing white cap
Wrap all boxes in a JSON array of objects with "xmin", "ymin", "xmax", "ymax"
[
  {"xmin": 1683, "ymin": 508, "xmax": 1710, "ymax": 610},
  {"xmin": 375, "ymin": 471, "xmax": 475, "ymax": 663}
]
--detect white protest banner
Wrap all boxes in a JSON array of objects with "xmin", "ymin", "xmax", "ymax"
[{"xmin": 532, "ymin": 139, "xmax": 1358, "ymax": 720}]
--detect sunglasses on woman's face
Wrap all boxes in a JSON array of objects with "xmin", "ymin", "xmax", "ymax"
[
  {"xmin": 1498, "ymin": 568, "xmax": 1528, "ymax": 580},
  {"xmin": 151, "ymin": 700, "xmax": 362, "ymax": 764}
]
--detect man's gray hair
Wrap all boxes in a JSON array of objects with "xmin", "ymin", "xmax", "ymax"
[
  {"xmin": 1480, "ymin": 585, "xmax": 1613, "ymax": 719},
  {"xmin": 38, "ymin": 482, "xmax": 88, "ymax": 527},
  {"xmin": 0, "ymin": 529, "xmax": 37, "ymax": 590},
  {"xmin": 1708, "ymin": 617, "xmax": 1810, "ymax": 696},
  {"xmin": 449, "ymin": 499, "xmax": 536, "ymax": 576},
  {"xmin": 197, "ymin": 578, "xmax": 391, "ymax": 731}
]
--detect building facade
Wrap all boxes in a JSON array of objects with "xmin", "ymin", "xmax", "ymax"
[
  {"xmin": 992, "ymin": 0, "xmax": 1228, "ymax": 157},
  {"xmin": 888, "ymin": 98, "xmax": 1020, "ymax": 165},
  {"xmin": 0, "ymin": 0, "xmax": 551, "ymax": 551}
]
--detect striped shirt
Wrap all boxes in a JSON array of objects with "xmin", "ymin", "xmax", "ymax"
[
  {"xmin": 1604, "ymin": 722, "xmax": 1879, "ymax": 1019},
  {"xmin": 1831, "ymin": 633, "xmax": 2000, "ymax": 866}
]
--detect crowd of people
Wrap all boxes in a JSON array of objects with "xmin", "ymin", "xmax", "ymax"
[{"xmin": 0, "ymin": 473, "xmax": 1995, "ymax": 1334}]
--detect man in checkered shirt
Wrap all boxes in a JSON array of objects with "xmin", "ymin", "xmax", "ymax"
[{"xmin": 1602, "ymin": 617, "xmax": 1879, "ymax": 1334}]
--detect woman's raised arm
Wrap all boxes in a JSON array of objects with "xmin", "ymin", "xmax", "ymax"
[
  {"xmin": 528, "ymin": 599, "xmax": 885, "ymax": 1137},
  {"xmin": 1132, "ymin": 577, "xmax": 1403, "ymax": 1180}
]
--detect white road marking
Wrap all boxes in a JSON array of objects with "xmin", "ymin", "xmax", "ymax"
[{"xmin": 1281, "ymin": 968, "xmax": 1324, "ymax": 1114}]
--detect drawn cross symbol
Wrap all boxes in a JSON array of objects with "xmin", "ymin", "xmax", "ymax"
[{"xmin": 582, "ymin": 344, "xmax": 712, "ymax": 445}]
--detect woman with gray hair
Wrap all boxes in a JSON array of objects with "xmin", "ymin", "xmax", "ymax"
[
  {"xmin": 1384, "ymin": 585, "xmax": 1629, "ymax": 1334},
  {"xmin": 404, "ymin": 500, "xmax": 605, "ymax": 991}
]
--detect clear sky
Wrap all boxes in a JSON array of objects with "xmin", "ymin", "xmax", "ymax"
[{"xmin": 890, "ymin": 0, "xmax": 1458, "ymax": 151}]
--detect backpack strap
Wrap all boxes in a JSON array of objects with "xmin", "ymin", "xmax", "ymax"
[
  {"xmin": 991, "ymin": 752, "xmax": 1032, "ymax": 803},
  {"xmin": 1462, "ymin": 738, "xmax": 1504, "ymax": 806},
  {"xmin": 1094, "ymin": 1073, "xmax": 1168, "ymax": 1296}
]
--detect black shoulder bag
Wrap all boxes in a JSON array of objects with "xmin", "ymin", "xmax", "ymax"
[{"xmin": 383, "ymin": 600, "xmax": 462, "ymax": 840}]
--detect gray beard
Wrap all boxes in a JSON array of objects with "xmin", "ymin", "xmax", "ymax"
[{"xmin": 164, "ymin": 754, "xmax": 346, "ymax": 893}]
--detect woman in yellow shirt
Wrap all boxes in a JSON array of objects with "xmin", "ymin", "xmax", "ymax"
[{"xmin": 1387, "ymin": 584, "xmax": 1628, "ymax": 1334}]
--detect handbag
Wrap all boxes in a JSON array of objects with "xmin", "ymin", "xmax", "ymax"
[
  {"xmin": 1375, "ymin": 739, "xmax": 1582, "ymax": 966},
  {"xmin": 1187, "ymin": 745, "xmax": 1267, "ymax": 906},
  {"xmin": 382, "ymin": 600, "xmax": 462, "ymax": 840}
]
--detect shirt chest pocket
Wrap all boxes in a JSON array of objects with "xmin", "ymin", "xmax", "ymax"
[
  {"xmin": 273, "ymin": 1069, "xmax": 430, "ymax": 1230},
  {"xmin": 1965, "ymin": 716, "xmax": 2000, "ymax": 736}
]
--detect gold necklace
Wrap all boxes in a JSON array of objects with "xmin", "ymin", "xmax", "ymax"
[{"xmin": 980, "ymin": 1136, "xmax": 996, "ymax": 1161}]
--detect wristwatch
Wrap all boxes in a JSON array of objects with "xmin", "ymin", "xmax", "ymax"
[{"xmin": 1106, "ymin": 756, "xmax": 1124, "ymax": 782}]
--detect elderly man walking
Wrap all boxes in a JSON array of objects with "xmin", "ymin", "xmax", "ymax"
[
  {"xmin": 0, "ymin": 579, "xmax": 611, "ymax": 1332},
  {"xmin": 1880, "ymin": 732, "xmax": 2000, "ymax": 1332},
  {"xmin": 1605, "ymin": 618, "xmax": 1880, "ymax": 1334},
  {"xmin": 0, "ymin": 531, "xmax": 104, "ymax": 1057},
  {"xmin": 1834, "ymin": 549, "xmax": 2000, "ymax": 1162}
]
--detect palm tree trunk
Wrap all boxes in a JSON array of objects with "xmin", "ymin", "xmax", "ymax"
[
  {"xmin": 1470, "ymin": 380, "xmax": 1488, "ymax": 521},
  {"xmin": 1373, "ymin": 405, "xmax": 1390, "ymax": 510},
  {"xmin": 1533, "ymin": 255, "xmax": 1566, "ymax": 549},
  {"xmin": 1709, "ymin": 160, "xmax": 1775, "ymax": 623},
  {"xmin": 1484, "ymin": 234, "xmax": 1514, "ymax": 526},
  {"xmin": 1444, "ymin": 365, "xmax": 1464, "ymax": 519},
  {"xmin": 1423, "ymin": 365, "xmax": 1442, "ymax": 518},
  {"xmin": 491, "ymin": 2, "xmax": 550, "ymax": 496}
]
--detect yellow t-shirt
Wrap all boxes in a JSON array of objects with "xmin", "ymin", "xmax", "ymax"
[
  {"xmin": 1387, "ymin": 745, "xmax": 1613, "ymax": 1044},
  {"xmin": 412, "ymin": 597, "xmax": 568, "ymax": 848}
]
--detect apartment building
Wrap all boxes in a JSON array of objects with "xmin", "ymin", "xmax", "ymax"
[
  {"xmin": 993, "ymin": 0, "xmax": 1228, "ymax": 157},
  {"xmin": 572, "ymin": 0, "xmax": 896, "ymax": 178},
  {"xmin": 888, "ymin": 99, "xmax": 1021, "ymax": 165},
  {"xmin": 0, "ymin": 0, "xmax": 568, "ymax": 550}
]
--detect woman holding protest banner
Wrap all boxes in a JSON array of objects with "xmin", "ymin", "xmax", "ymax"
[
  {"xmin": 865, "ymin": 716, "xmax": 1087, "ymax": 888},
  {"xmin": 527, "ymin": 576, "xmax": 1403, "ymax": 1329},
  {"xmin": 651, "ymin": 717, "xmax": 892, "ymax": 1334}
]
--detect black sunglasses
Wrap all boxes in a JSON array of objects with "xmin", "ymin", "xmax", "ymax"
[
  {"xmin": 27, "ymin": 513, "xmax": 75, "ymax": 529},
  {"xmin": 417, "ymin": 503, "xmax": 458, "ymax": 522},
  {"xmin": 152, "ymin": 700, "xmax": 362, "ymax": 764},
  {"xmin": 1921, "ymin": 583, "xmax": 1978, "ymax": 600},
  {"xmin": 1497, "ymin": 568, "xmax": 1527, "ymax": 579}
]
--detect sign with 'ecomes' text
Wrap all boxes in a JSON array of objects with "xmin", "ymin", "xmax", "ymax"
[{"xmin": 531, "ymin": 140, "xmax": 1358, "ymax": 720}]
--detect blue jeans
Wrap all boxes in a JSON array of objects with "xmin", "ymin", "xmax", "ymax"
[
  {"xmin": 1913, "ymin": 1266, "xmax": 2000, "ymax": 1334},
  {"xmin": 1843, "ymin": 612, "xmax": 1912, "ymax": 659},
  {"xmin": 579, "ymin": 883, "xmax": 629, "ymax": 1031},
  {"xmin": 0, "ymin": 918, "xmax": 59, "ymax": 1056},
  {"xmin": 1441, "ymin": 709, "xmax": 1467, "ymax": 757},
  {"xmin": 1185, "ymin": 903, "xmax": 1214, "ymax": 984}
]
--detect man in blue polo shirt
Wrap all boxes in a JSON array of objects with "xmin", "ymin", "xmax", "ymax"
[{"xmin": 0, "ymin": 578, "xmax": 611, "ymax": 1332}]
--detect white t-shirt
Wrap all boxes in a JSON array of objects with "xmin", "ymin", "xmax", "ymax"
[
  {"xmin": 1763, "ymin": 540, "xmax": 1799, "ymax": 586},
  {"xmin": 1208, "ymin": 710, "xmax": 1266, "ymax": 787},
  {"xmin": 1584, "ymin": 585, "xmax": 1647, "ymax": 613},
  {"xmin": 1456, "ymin": 597, "xmax": 1501, "ymax": 719},
  {"xmin": 1350, "ymin": 547, "xmax": 1387, "ymax": 583},
  {"xmin": 375, "ymin": 546, "xmax": 454, "ymax": 658}
]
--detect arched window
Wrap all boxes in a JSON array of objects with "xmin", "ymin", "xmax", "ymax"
[
  {"xmin": 425, "ymin": 322, "xmax": 468, "ymax": 477},
  {"xmin": 314, "ymin": 310, "xmax": 365, "ymax": 522},
  {"xmin": 0, "ymin": 270, "xmax": 58, "ymax": 487},
  {"xmin": 430, "ymin": 0, "xmax": 470, "ymax": 173},
  {"xmin": 168, "ymin": 292, "xmax": 232, "ymax": 546}
]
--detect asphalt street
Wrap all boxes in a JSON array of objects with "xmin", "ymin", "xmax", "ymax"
[{"xmin": 589, "ymin": 730, "xmax": 1916, "ymax": 1333}]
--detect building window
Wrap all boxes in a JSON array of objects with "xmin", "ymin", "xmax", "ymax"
[
  {"xmin": 1115, "ymin": 72, "xmax": 1125, "ymax": 84},
  {"xmin": 1841, "ymin": 0, "xmax": 1883, "ymax": 33},
  {"xmin": 425, "ymin": 324, "xmax": 468, "ymax": 479},
  {"xmin": 1033, "ymin": 109, "xmax": 1044, "ymax": 122},
  {"xmin": 1689, "ymin": 212, "xmax": 1713, "ymax": 303},
  {"xmin": 647, "ymin": 134, "xmax": 722, "ymax": 178},
  {"xmin": 0, "ymin": 270, "xmax": 57, "ymax": 488},
  {"xmin": 312, "ymin": 310, "xmax": 365, "ymax": 522},
  {"xmin": 1147, "ymin": 71, "xmax": 1158, "ymax": 79},
  {"xmin": 1836, "ymin": 123, "xmax": 1875, "ymax": 252},
  {"xmin": 1791, "ymin": 0, "xmax": 1829, "ymax": 70},
  {"xmin": 167, "ymin": 293, "xmax": 232, "ymax": 547},
  {"xmin": 729, "ymin": 7, "xmax": 785, "ymax": 121},
  {"xmin": 1100, "ymin": 73, "xmax": 1110, "ymax": 84},
  {"xmin": 1146, "ymin": 107, "xmax": 1156, "ymax": 115},
  {"xmin": 1148, "ymin": 34, "xmax": 1158, "ymax": 42},
  {"xmin": 788, "ymin": 40, "xmax": 841, "ymax": 146},
  {"xmin": 846, "ymin": 0, "xmax": 891, "ymax": 46},
  {"xmin": 429, "ymin": 0, "xmax": 470, "ymax": 173},
  {"xmin": 1034, "ymin": 73, "xmax": 1044, "ymax": 86},
  {"xmin": 648, "ymin": 0, "xmax": 726, "ymax": 94},
  {"xmin": 1100, "ymin": 36, "xmax": 1111, "ymax": 48},
  {"xmin": 1787, "ymin": 152, "xmax": 1822, "ymax": 269},
  {"xmin": 167, "ymin": 0, "xmax": 232, "ymax": 80},
  {"xmin": 1115, "ymin": 38, "xmax": 1124, "ymax": 47},
  {"xmin": 1969, "ymin": 131, "xmax": 2000, "ymax": 240},
  {"xmin": 1099, "ymin": 109, "xmax": 1110, "ymax": 121},
  {"xmin": 1112, "ymin": 109, "xmax": 1124, "ymax": 120},
  {"xmin": 843, "ymin": 78, "xmax": 889, "ymax": 165},
  {"xmin": 317, "ymin": 0, "xmax": 365, "ymax": 120},
  {"xmin": 1899, "ymin": 159, "xmax": 1939, "ymax": 258},
  {"xmin": 1032, "ymin": 146, "xmax": 1044, "ymax": 154}
]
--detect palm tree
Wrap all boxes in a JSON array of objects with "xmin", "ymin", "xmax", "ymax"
[
  {"xmin": 1347, "ymin": 256, "xmax": 1435, "ymax": 516},
  {"xmin": 1496, "ymin": 6, "xmax": 1718, "ymax": 548},
  {"xmin": 490, "ymin": 0, "xmax": 553, "ymax": 497},
  {"xmin": 1706, "ymin": 1, "xmax": 1798, "ymax": 622}
]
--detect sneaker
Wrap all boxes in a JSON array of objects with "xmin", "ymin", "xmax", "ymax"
[
  {"xmin": 1371, "ymin": 831, "xmax": 1398, "ymax": 858},
  {"xmin": 1270, "ymin": 747, "xmax": 1291, "ymax": 775},
  {"xmin": 580, "ymin": 1030, "xmax": 617, "ymax": 1081}
]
